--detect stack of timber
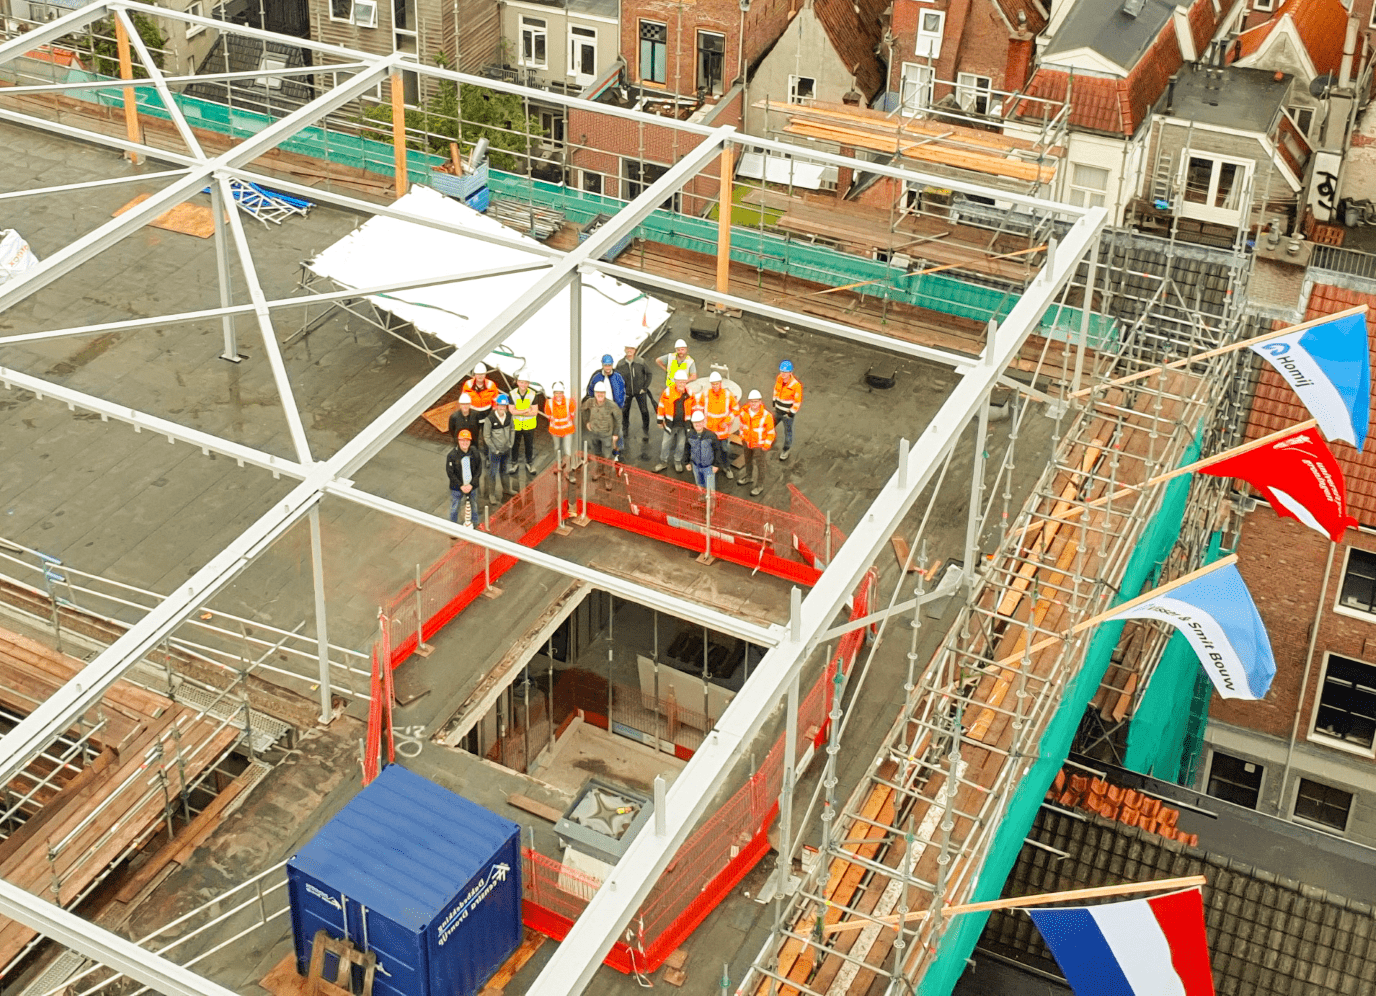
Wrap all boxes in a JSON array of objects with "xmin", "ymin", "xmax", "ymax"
[
  {"xmin": 759, "ymin": 101, "xmax": 1057, "ymax": 185},
  {"xmin": 760, "ymin": 373, "xmax": 1197, "ymax": 994},
  {"xmin": 486, "ymin": 196, "xmax": 566, "ymax": 240},
  {"xmin": 0, "ymin": 629, "xmax": 240, "ymax": 971}
]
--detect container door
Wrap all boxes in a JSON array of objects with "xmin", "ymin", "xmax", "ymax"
[{"xmin": 356, "ymin": 904, "xmax": 426, "ymax": 996}]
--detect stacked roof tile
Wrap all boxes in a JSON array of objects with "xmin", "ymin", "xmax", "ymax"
[
  {"xmin": 1049, "ymin": 768, "xmax": 1199, "ymax": 847},
  {"xmin": 814, "ymin": 0, "xmax": 890, "ymax": 101}
]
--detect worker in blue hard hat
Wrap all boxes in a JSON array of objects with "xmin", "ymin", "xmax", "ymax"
[
  {"xmin": 585, "ymin": 354, "xmax": 627, "ymax": 408},
  {"xmin": 484, "ymin": 393, "xmax": 516, "ymax": 500},
  {"xmin": 773, "ymin": 360, "xmax": 803, "ymax": 461}
]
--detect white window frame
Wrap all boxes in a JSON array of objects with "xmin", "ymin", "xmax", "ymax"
[
  {"xmin": 899, "ymin": 62, "xmax": 934, "ymax": 115},
  {"xmin": 1178, "ymin": 150, "xmax": 1252, "ymax": 226},
  {"xmin": 569, "ymin": 24, "xmax": 597, "ymax": 83},
  {"xmin": 955, "ymin": 72, "xmax": 992, "ymax": 114},
  {"xmin": 328, "ymin": 0, "xmax": 354, "ymax": 23},
  {"xmin": 185, "ymin": 1, "xmax": 205, "ymax": 37},
  {"xmin": 260, "ymin": 54, "xmax": 288, "ymax": 90},
  {"xmin": 1252, "ymin": 0, "xmax": 1274, "ymax": 10},
  {"xmin": 1067, "ymin": 162, "xmax": 1109, "ymax": 209},
  {"xmin": 1204, "ymin": 750, "xmax": 1264, "ymax": 810},
  {"xmin": 1333, "ymin": 545, "xmax": 1376, "ymax": 622},
  {"xmin": 1370, "ymin": 1, "xmax": 1376, "ymax": 28},
  {"xmin": 788, "ymin": 74, "xmax": 816, "ymax": 105},
  {"xmin": 352, "ymin": 0, "xmax": 378, "ymax": 28},
  {"xmin": 915, "ymin": 9, "xmax": 944, "ymax": 58},
  {"xmin": 1308, "ymin": 651, "xmax": 1376, "ymax": 758},
  {"xmin": 520, "ymin": 16, "xmax": 548, "ymax": 69},
  {"xmin": 1291, "ymin": 776, "xmax": 1354, "ymax": 834}
]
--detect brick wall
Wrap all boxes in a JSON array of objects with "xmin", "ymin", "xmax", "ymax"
[
  {"xmin": 1225, "ymin": 510, "xmax": 1376, "ymax": 752},
  {"xmin": 619, "ymin": 0, "xmax": 793, "ymax": 97},
  {"xmin": 888, "ymin": 0, "xmax": 1021, "ymax": 98}
]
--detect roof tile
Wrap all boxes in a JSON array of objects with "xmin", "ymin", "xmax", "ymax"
[{"xmin": 1236, "ymin": 0, "xmax": 1350, "ymax": 78}]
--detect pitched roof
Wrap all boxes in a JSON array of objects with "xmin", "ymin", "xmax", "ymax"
[
  {"xmin": 813, "ymin": 0, "xmax": 890, "ymax": 100},
  {"xmin": 981, "ymin": 804, "xmax": 1376, "ymax": 994},
  {"xmin": 993, "ymin": 0, "xmax": 1048, "ymax": 35},
  {"xmin": 1244, "ymin": 284, "xmax": 1376, "ymax": 525},
  {"xmin": 1022, "ymin": 7, "xmax": 1185, "ymax": 136},
  {"xmin": 1235, "ymin": 0, "xmax": 1350, "ymax": 78}
]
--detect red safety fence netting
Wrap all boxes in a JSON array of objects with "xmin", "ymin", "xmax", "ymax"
[{"xmin": 513, "ymin": 566, "xmax": 879, "ymax": 973}]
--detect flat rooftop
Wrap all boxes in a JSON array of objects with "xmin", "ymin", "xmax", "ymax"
[{"xmin": 1163, "ymin": 64, "xmax": 1291, "ymax": 132}]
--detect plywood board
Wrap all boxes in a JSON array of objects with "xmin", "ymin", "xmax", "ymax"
[{"xmin": 113, "ymin": 193, "xmax": 215, "ymax": 239}]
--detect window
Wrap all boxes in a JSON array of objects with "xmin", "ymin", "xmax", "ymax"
[
  {"xmin": 788, "ymin": 75, "xmax": 816, "ymax": 104},
  {"xmin": 1252, "ymin": 0, "xmax": 1274, "ymax": 9},
  {"xmin": 1206, "ymin": 751, "xmax": 1263, "ymax": 809},
  {"xmin": 393, "ymin": 0, "xmax": 415, "ymax": 32},
  {"xmin": 639, "ymin": 20, "xmax": 667, "ymax": 84},
  {"xmin": 352, "ymin": 0, "xmax": 378, "ymax": 27},
  {"xmin": 259, "ymin": 54, "xmax": 287, "ymax": 90},
  {"xmin": 697, "ymin": 31, "xmax": 725, "ymax": 96},
  {"xmin": 955, "ymin": 73, "xmax": 992, "ymax": 114},
  {"xmin": 537, "ymin": 109, "xmax": 565, "ymax": 144},
  {"xmin": 1313, "ymin": 654, "xmax": 1376, "ymax": 751},
  {"xmin": 915, "ymin": 9, "xmax": 944, "ymax": 58},
  {"xmin": 1178, "ymin": 152, "xmax": 1250, "ymax": 225},
  {"xmin": 1371, "ymin": 2, "xmax": 1376, "ymax": 27},
  {"xmin": 582, "ymin": 170, "xmax": 602, "ymax": 194},
  {"xmin": 1293, "ymin": 778, "xmax": 1353, "ymax": 831},
  {"xmin": 1339, "ymin": 548, "xmax": 1376, "ymax": 615},
  {"xmin": 521, "ymin": 17, "xmax": 547, "ymax": 68},
  {"xmin": 186, "ymin": 1, "xmax": 205, "ymax": 37},
  {"xmin": 1288, "ymin": 106, "xmax": 1314, "ymax": 137},
  {"xmin": 900, "ymin": 63, "xmax": 934, "ymax": 114},
  {"xmin": 330, "ymin": 0, "xmax": 353, "ymax": 20},
  {"xmin": 569, "ymin": 26, "xmax": 597, "ymax": 82},
  {"xmin": 1068, "ymin": 163, "xmax": 1109, "ymax": 208},
  {"xmin": 623, "ymin": 159, "xmax": 679, "ymax": 211}
]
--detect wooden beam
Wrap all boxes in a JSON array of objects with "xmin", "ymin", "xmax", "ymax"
[
  {"xmin": 716, "ymin": 142, "xmax": 733, "ymax": 301},
  {"xmin": 114, "ymin": 16, "xmax": 141, "ymax": 165},
  {"xmin": 390, "ymin": 72, "xmax": 407, "ymax": 199},
  {"xmin": 823, "ymin": 875, "xmax": 1208, "ymax": 935}
]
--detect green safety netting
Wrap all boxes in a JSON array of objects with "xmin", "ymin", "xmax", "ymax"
[
  {"xmin": 1123, "ymin": 529, "xmax": 1227, "ymax": 784},
  {"xmin": 917, "ymin": 432, "xmax": 1202, "ymax": 995}
]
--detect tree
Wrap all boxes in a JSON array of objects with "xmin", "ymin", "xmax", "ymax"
[
  {"xmin": 362, "ymin": 54, "xmax": 545, "ymax": 174},
  {"xmin": 80, "ymin": 14, "xmax": 167, "ymax": 80}
]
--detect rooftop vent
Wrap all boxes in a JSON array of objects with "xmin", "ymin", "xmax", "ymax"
[{"xmin": 1122, "ymin": 0, "xmax": 1146, "ymax": 16}]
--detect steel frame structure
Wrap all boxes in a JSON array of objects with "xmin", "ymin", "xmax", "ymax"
[{"xmin": 0, "ymin": 4, "xmax": 1101, "ymax": 994}]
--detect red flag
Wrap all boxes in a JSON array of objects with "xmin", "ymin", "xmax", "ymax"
[{"xmin": 1199, "ymin": 427, "xmax": 1355, "ymax": 541}]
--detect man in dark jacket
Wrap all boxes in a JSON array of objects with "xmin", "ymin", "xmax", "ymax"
[
  {"xmin": 617, "ymin": 344, "xmax": 654, "ymax": 456},
  {"xmin": 686, "ymin": 410, "xmax": 721, "ymax": 492},
  {"xmin": 653, "ymin": 370, "xmax": 692, "ymax": 473},
  {"xmin": 445, "ymin": 430, "xmax": 483, "ymax": 526},
  {"xmin": 484, "ymin": 395, "xmax": 517, "ymax": 500},
  {"xmin": 583, "ymin": 381, "xmax": 623, "ymax": 490},
  {"xmin": 446, "ymin": 393, "xmax": 485, "ymax": 450}
]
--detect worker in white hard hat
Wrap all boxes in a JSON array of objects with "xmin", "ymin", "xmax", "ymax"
[
  {"xmin": 617, "ymin": 344, "xmax": 654, "ymax": 454},
  {"xmin": 654, "ymin": 369, "xmax": 693, "ymax": 473},
  {"xmin": 701, "ymin": 370, "xmax": 738, "ymax": 481},
  {"xmin": 543, "ymin": 381, "xmax": 577, "ymax": 479},
  {"xmin": 655, "ymin": 337, "xmax": 697, "ymax": 387},
  {"xmin": 461, "ymin": 362, "xmax": 499, "ymax": 420},
  {"xmin": 583, "ymin": 381, "xmax": 623, "ymax": 490},
  {"xmin": 738, "ymin": 389, "xmax": 776, "ymax": 497},
  {"xmin": 685, "ymin": 409, "xmax": 720, "ymax": 492},
  {"xmin": 446, "ymin": 392, "xmax": 485, "ymax": 450}
]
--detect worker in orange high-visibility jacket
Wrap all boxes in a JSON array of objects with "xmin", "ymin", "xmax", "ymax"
[
  {"xmin": 738, "ymin": 390, "xmax": 776, "ymax": 497},
  {"xmin": 461, "ymin": 362, "xmax": 501, "ymax": 421},
  {"xmin": 543, "ymin": 381, "xmax": 577, "ymax": 479},
  {"xmin": 701, "ymin": 371, "xmax": 738, "ymax": 480},
  {"xmin": 772, "ymin": 359, "xmax": 803, "ymax": 461},
  {"xmin": 654, "ymin": 369, "xmax": 693, "ymax": 473}
]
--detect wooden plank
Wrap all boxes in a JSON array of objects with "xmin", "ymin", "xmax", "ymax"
[
  {"xmin": 507, "ymin": 793, "xmax": 563, "ymax": 824},
  {"xmin": 0, "ymin": 750, "xmax": 116, "ymax": 867},
  {"xmin": 113, "ymin": 193, "xmax": 216, "ymax": 239},
  {"xmin": 890, "ymin": 536, "xmax": 912, "ymax": 573},
  {"xmin": 478, "ymin": 930, "xmax": 546, "ymax": 995}
]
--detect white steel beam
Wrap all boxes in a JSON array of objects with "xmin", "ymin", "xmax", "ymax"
[
  {"xmin": 215, "ymin": 174, "xmax": 313, "ymax": 463},
  {"xmin": 0, "ymin": 365, "xmax": 307, "ymax": 478},
  {"xmin": 0, "ymin": 875, "xmax": 241, "ymax": 996},
  {"xmin": 0, "ymin": 126, "xmax": 736, "ymax": 796},
  {"xmin": 0, "ymin": 58, "xmax": 397, "ymax": 313},
  {"xmin": 0, "ymin": 3, "xmax": 109, "ymax": 66},
  {"xmin": 0, "ymin": 170, "xmax": 192, "ymax": 203},
  {"xmin": 0, "ymin": 261, "xmax": 554, "ymax": 347},
  {"xmin": 326, "ymin": 482, "xmax": 781, "ymax": 647},
  {"xmin": 114, "ymin": 7, "xmax": 206, "ymax": 160},
  {"xmin": 0, "ymin": 62, "xmax": 372, "ymax": 97},
  {"xmin": 527, "ymin": 205, "xmax": 1108, "ymax": 996}
]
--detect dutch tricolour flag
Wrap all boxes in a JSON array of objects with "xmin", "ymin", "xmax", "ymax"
[
  {"xmin": 1249, "ymin": 311, "xmax": 1370, "ymax": 451},
  {"xmin": 1027, "ymin": 888, "xmax": 1215, "ymax": 996}
]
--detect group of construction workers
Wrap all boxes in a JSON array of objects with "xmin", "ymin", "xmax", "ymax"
[{"xmin": 443, "ymin": 340, "xmax": 802, "ymax": 524}]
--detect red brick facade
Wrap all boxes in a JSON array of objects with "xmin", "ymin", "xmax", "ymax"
[
  {"xmin": 888, "ymin": 0, "xmax": 1043, "ymax": 100},
  {"xmin": 1225, "ymin": 511, "xmax": 1376, "ymax": 758},
  {"xmin": 619, "ymin": 0, "xmax": 794, "ymax": 98}
]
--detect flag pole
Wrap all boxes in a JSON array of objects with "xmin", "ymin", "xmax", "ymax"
[
  {"xmin": 1069, "ymin": 304, "xmax": 1369, "ymax": 399},
  {"xmin": 1018, "ymin": 419, "xmax": 1318, "ymax": 541},
  {"xmin": 823, "ymin": 875, "xmax": 1209, "ymax": 935},
  {"xmin": 990, "ymin": 554, "xmax": 1238, "ymax": 669}
]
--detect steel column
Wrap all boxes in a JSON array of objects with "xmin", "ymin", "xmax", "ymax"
[
  {"xmin": 309, "ymin": 507, "xmax": 333, "ymax": 725},
  {"xmin": 964, "ymin": 393, "xmax": 990, "ymax": 581},
  {"xmin": 210, "ymin": 180, "xmax": 240, "ymax": 363}
]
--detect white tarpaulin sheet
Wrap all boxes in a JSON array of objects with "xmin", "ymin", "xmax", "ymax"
[
  {"xmin": 0, "ymin": 229, "xmax": 39, "ymax": 287},
  {"xmin": 304, "ymin": 185, "xmax": 672, "ymax": 390},
  {"xmin": 735, "ymin": 152, "xmax": 834, "ymax": 190}
]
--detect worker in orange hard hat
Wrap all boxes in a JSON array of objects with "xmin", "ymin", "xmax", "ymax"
[{"xmin": 446, "ymin": 429, "xmax": 483, "ymax": 527}]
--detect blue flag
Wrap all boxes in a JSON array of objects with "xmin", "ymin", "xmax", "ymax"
[
  {"xmin": 1249, "ymin": 311, "xmax": 1370, "ymax": 451},
  {"xmin": 1105, "ymin": 564, "xmax": 1275, "ymax": 700}
]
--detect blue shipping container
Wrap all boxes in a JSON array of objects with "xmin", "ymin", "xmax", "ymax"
[{"xmin": 287, "ymin": 766, "xmax": 522, "ymax": 996}]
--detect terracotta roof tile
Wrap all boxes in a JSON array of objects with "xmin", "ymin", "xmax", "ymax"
[
  {"xmin": 1245, "ymin": 284, "xmax": 1376, "ymax": 524},
  {"xmin": 814, "ymin": 0, "xmax": 890, "ymax": 101},
  {"xmin": 993, "ymin": 0, "xmax": 1048, "ymax": 35},
  {"xmin": 1235, "ymin": 0, "xmax": 1350, "ymax": 78}
]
